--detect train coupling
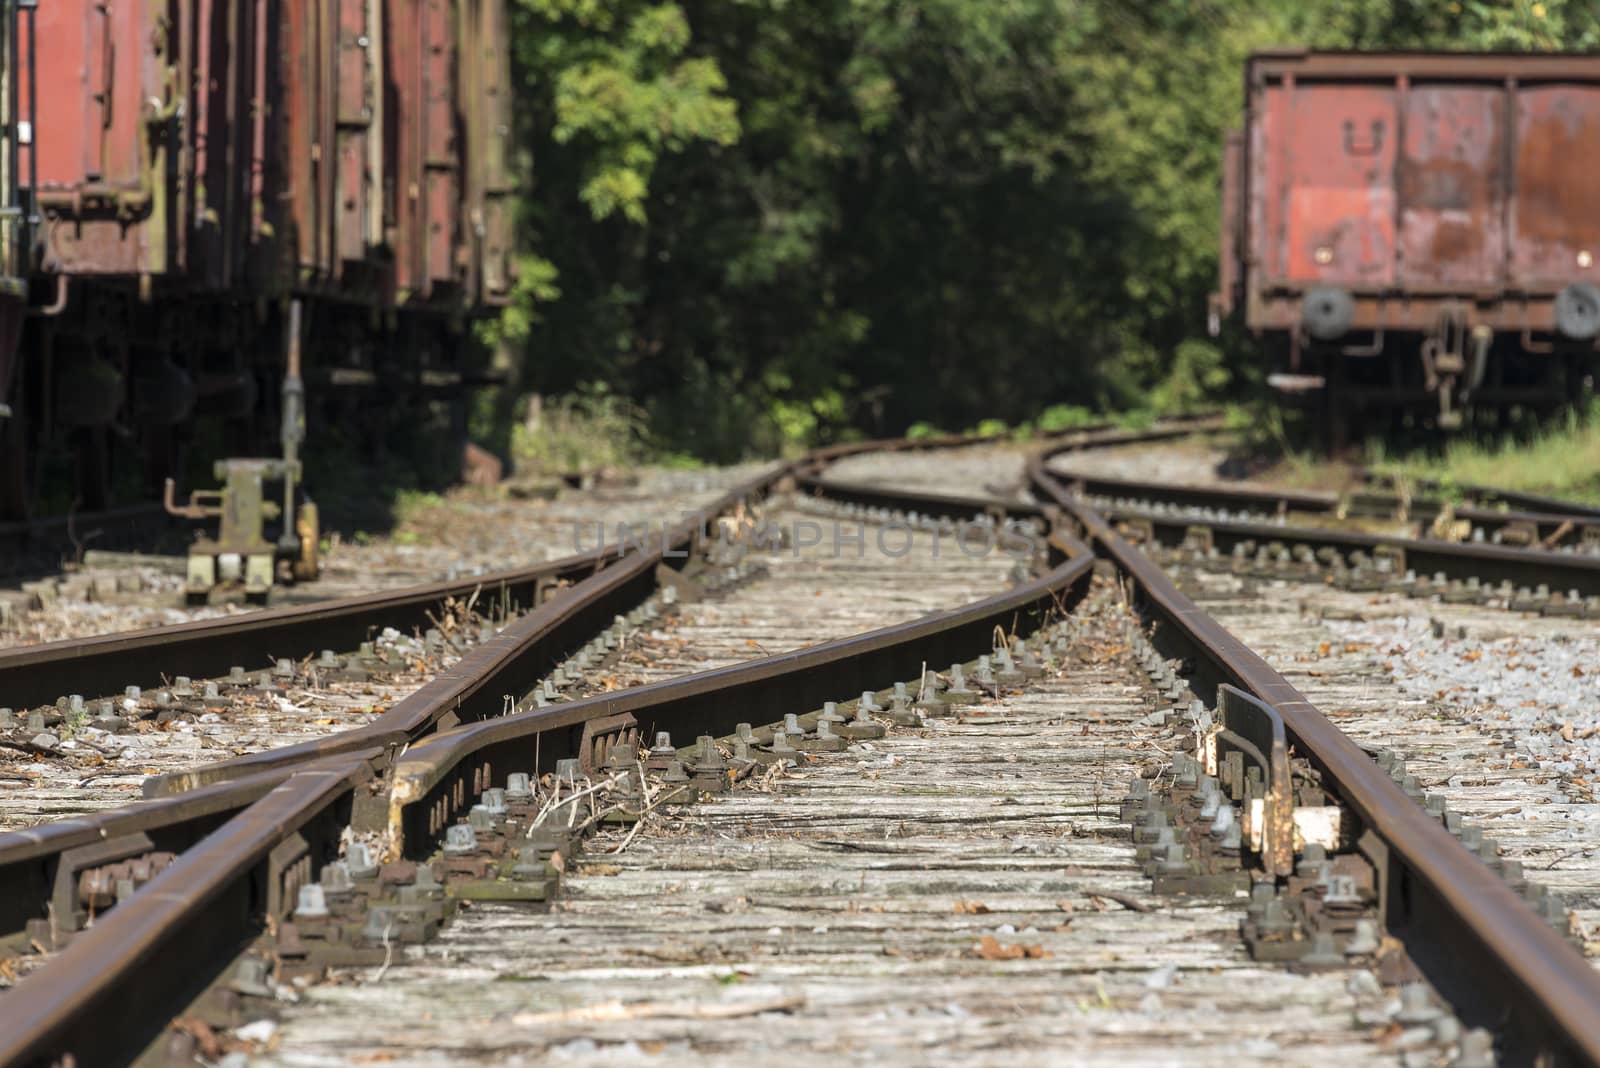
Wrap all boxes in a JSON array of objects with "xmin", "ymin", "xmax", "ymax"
[{"xmin": 164, "ymin": 459, "xmax": 320, "ymax": 602}]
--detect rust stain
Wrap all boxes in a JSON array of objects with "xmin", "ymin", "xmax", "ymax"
[
  {"xmin": 1278, "ymin": 86, "xmax": 1398, "ymax": 285},
  {"xmin": 1512, "ymin": 89, "xmax": 1600, "ymax": 283},
  {"xmin": 1397, "ymin": 87, "xmax": 1504, "ymax": 286}
]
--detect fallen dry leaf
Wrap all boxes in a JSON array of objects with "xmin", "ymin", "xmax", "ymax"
[
  {"xmin": 974, "ymin": 935, "xmax": 1051, "ymax": 960},
  {"xmin": 952, "ymin": 900, "xmax": 991, "ymax": 915}
]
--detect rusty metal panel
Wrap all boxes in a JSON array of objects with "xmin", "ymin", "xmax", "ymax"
[
  {"xmin": 1239, "ymin": 51, "xmax": 1600, "ymax": 337},
  {"xmin": 388, "ymin": 0, "xmax": 427, "ymax": 299},
  {"xmin": 30, "ymin": 0, "xmax": 139, "ymax": 187},
  {"xmin": 471, "ymin": 0, "xmax": 512, "ymax": 302},
  {"xmin": 246, "ymin": 0, "xmax": 283, "ymax": 292},
  {"xmin": 334, "ymin": 0, "xmax": 372, "ymax": 266},
  {"xmin": 26, "ymin": 0, "xmax": 171, "ymax": 274},
  {"xmin": 1510, "ymin": 86, "xmax": 1600, "ymax": 289},
  {"xmin": 1248, "ymin": 77, "xmax": 1285, "ymax": 283},
  {"xmin": 28, "ymin": 0, "xmax": 96, "ymax": 186},
  {"xmin": 336, "ymin": 0, "xmax": 370, "ymax": 127},
  {"xmin": 425, "ymin": 169, "xmax": 457, "ymax": 287},
  {"xmin": 285, "ymin": 0, "xmax": 320, "ymax": 277},
  {"xmin": 285, "ymin": 0, "xmax": 341, "ymax": 279},
  {"xmin": 190, "ymin": 0, "xmax": 260, "ymax": 288},
  {"xmin": 456, "ymin": 0, "xmax": 482, "ymax": 302},
  {"xmin": 190, "ymin": 0, "xmax": 221, "ymax": 279},
  {"xmin": 422, "ymin": 0, "xmax": 458, "ymax": 290},
  {"xmin": 1280, "ymin": 84, "xmax": 1397, "ymax": 286},
  {"xmin": 448, "ymin": 0, "xmax": 513, "ymax": 306},
  {"xmin": 1397, "ymin": 86, "xmax": 1506, "ymax": 289},
  {"xmin": 317, "ymin": 0, "xmax": 338, "ymax": 275},
  {"xmin": 1216, "ymin": 129, "xmax": 1243, "ymax": 318}
]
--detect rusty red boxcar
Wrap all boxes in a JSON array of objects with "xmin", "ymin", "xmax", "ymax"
[
  {"xmin": 1212, "ymin": 50, "xmax": 1600, "ymax": 440},
  {"xmin": 0, "ymin": 0, "xmax": 513, "ymax": 560}
]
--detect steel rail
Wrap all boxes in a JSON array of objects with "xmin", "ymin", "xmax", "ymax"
[
  {"xmin": 0, "ymin": 545, "xmax": 618, "ymax": 713},
  {"xmin": 0, "ymin": 530, "xmax": 1093, "ymax": 1067},
  {"xmin": 1049, "ymin": 466, "xmax": 1600, "ymax": 546},
  {"xmin": 382, "ymin": 535, "xmax": 1092, "ymax": 853},
  {"xmin": 1094, "ymin": 501, "xmax": 1600, "ymax": 598},
  {"xmin": 141, "ymin": 451, "xmax": 1076, "ymax": 799},
  {"xmin": 0, "ymin": 438, "xmax": 1101, "ymax": 1065},
  {"xmin": 0, "ymin": 760, "xmax": 372, "ymax": 1068},
  {"xmin": 797, "ymin": 459, "xmax": 1600, "ymax": 606},
  {"xmin": 134, "ymin": 463, "xmax": 785, "ymax": 798},
  {"xmin": 1359, "ymin": 469, "xmax": 1600, "ymax": 522},
  {"xmin": 0, "ymin": 419, "xmax": 1212, "ymax": 714},
  {"xmin": 0, "ymin": 756, "xmax": 381, "ymax": 941},
  {"xmin": 8, "ymin": 414, "xmax": 1592, "ymax": 1065},
  {"xmin": 1027, "ymin": 455, "xmax": 1600, "ymax": 1068},
  {"xmin": 0, "ymin": 429, "xmax": 1109, "ymax": 927},
  {"xmin": 1040, "ymin": 428, "xmax": 1600, "ymax": 542}
]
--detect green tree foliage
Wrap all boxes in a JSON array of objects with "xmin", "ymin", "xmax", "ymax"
[{"xmin": 499, "ymin": 0, "xmax": 1600, "ymax": 459}]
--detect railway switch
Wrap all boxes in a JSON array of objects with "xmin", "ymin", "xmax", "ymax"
[{"xmin": 164, "ymin": 457, "xmax": 320, "ymax": 601}]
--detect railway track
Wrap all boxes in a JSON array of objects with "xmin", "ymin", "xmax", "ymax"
[
  {"xmin": 0, "ymin": 420, "xmax": 1597, "ymax": 1066},
  {"xmin": 1043, "ymin": 445, "xmax": 1600, "ymax": 614},
  {"xmin": 1048, "ymin": 442, "xmax": 1600, "ymax": 554}
]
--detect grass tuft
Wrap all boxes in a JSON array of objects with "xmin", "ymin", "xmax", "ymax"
[
  {"xmin": 1373, "ymin": 401, "xmax": 1600, "ymax": 504},
  {"xmin": 511, "ymin": 386, "xmax": 646, "ymax": 477}
]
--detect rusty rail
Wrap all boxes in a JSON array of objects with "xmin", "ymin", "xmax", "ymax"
[
  {"xmin": 0, "ymin": 521, "xmax": 1092, "ymax": 1066},
  {"xmin": 0, "ymin": 760, "xmax": 371, "ymax": 1067},
  {"xmin": 0, "ymin": 545, "xmax": 616, "ymax": 713},
  {"xmin": 5, "ymin": 414, "xmax": 1597, "ymax": 1066},
  {"xmin": 803, "ymin": 441, "xmax": 1600, "ymax": 599},
  {"xmin": 381, "ymin": 536, "xmax": 1092, "ymax": 855},
  {"xmin": 136, "ymin": 421, "xmax": 1155, "ymax": 798},
  {"xmin": 1092, "ymin": 499, "xmax": 1600, "ymax": 598},
  {"xmin": 1027, "ymin": 454, "xmax": 1600, "ymax": 1067},
  {"xmin": 1047, "ymin": 463, "xmax": 1600, "ymax": 551},
  {"xmin": 0, "ymin": 418, "xmax": 1212, "ymax": 715},
  {"xmin": 135, "ymin": 463, "xmax": 785, "ymax": 797}
]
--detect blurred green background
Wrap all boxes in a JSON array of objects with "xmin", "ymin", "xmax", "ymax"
[{"xmin": 481, "ymin": 0, "xmax": 1599, "ymax": 463}]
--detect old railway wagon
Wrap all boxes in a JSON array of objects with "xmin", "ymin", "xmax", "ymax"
[
  {"xmin": 0, "ymin": 0, "xmax": 513, "ymax": 529},
  {"xmin": 1212, "ymin": 50, "xmax": 1600, "ymax": 441}
]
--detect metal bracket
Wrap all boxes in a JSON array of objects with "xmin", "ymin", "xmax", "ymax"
[
  {"xmin": 266, "ymin": 831, "xmax": 312, "ymax": 920},
  {"xmin": 1216, "ymin": 685, "xmax": 1294, "ymax": 878},
  {"xmin": 1356, "ymin": 827, "xmax": 1393, "ymax": 930},
  {"xmin": 579, "ymin": 712, "xmax": 640, "ymax": 777},
  {"xmin": 52, "ymin": 831, "xmax": 154, "ymax": 934}
]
